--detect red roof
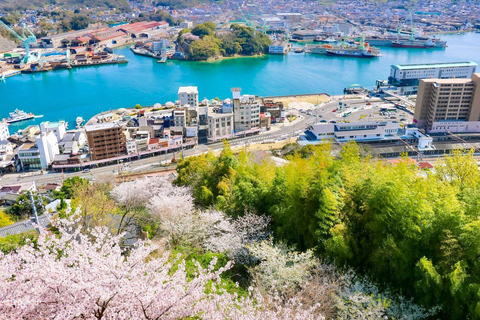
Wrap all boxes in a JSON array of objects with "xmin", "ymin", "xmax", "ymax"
[
  {"xmin": 149, "ymin": 138, "xmax": 159, "ymax": 145},
  {"xmin": 418, "ymin": 162, "xmax": 434, "ymax": 169},
  {"xmin": 0, "ymin": 186, "xmax": 22, "ymax": 194}
]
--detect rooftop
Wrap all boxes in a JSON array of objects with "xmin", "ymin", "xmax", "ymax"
[
  {"xmin": 178, "ymin": 86, "xmax": 198, "ymax": 94},
  {"xmin": 391, "ymin": 61, "xmax": 477, "ymax": 70},
  {"xmin": 84, "ymin": 122, "xmax": 122, "ymax": 132}
]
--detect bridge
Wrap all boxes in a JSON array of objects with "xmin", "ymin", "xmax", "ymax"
[{"xmin": 383, "ymin": 91, "xmax": 416, "ymax": 108}]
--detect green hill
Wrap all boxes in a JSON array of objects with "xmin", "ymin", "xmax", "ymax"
[{"xmin": 0, "ymin": 0, "xmax": 131, "ymax": 12}]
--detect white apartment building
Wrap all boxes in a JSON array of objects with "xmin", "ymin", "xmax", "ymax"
[
  {"xmin": 208, "ymin": 111, "xmax": 234, "ymax": 142},
  {"xmin": 18, "ymin": 131, "xmax": 59, "ymax": 170},
  {"xmin": 178, "ymin": 86, "xmax": 199, "ymax": 108},
  {"xmin": 173, "ymin": 109, "xmax": 187, "ymax": 128},
  {"xmin": 40, "ymin": 121, "xmax": 67, "ymax": 142},
  {"xmin": 0, "ymin": 120, "xmax": 9, "ymax": 141},
  {"xmin": 232, "ymin": 93, "xmax": 261, "ymax": 133},
  {"xmin": 388, "ymin": 61, "xmax": 477, "ymax": 94}
]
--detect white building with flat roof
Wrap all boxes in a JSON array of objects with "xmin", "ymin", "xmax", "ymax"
[
  {"xmin": 0, "ymin": 120, "xmax": 9, "ymax": 142},
  {"xmin": 178, "ymin": 86, "xmax": 199, "ymax": 108},
  {"xmin": 388, "ymin": 61, "xmax": 477, "ymax": 94},
  {"xmin": 40, "ymin": 121, "xmax": 67, "ymax": 142},
  {"xmin": 299, "ymin": 121, "xmax": 402, "ymax": 145}
]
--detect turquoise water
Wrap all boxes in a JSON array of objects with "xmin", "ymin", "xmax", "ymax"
[{"xmin": 1, "ymin": 32, "xmax": 480, "ymax": 130}]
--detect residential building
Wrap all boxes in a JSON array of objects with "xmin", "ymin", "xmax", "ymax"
[
  {"xmin": 388, "ymin": 61, "xmax": 477, "ymax": 94},
  {"xmin": 40, "ymin": 121, "xmax": 67, "ymax": 142},
  {"xmin": 85, "ymin": 123, "xmax": 126, "ymax": 161},
  {"xmin": 36, "ymin": 131, "xmax": 60, "ymax": 169},
  {"xmin": 17, "ymin": 131, "xmax": 60, "ymax": 171},
  {"xmin": 232, "ymin": 90, "xmax": 261, "ymax": 133},
  {"xmin": 414, "ymin": 73, "xmax": 480, "ymax": 131},
  {"xmin": 173, "ymin": 109, "xmax": 187, "ymax": 128},
  {"xmin": 207, "ymin": 109, "xmax": 234, "ymax": 142},
  {"xmin": 178, "ymin": 86, "xmax": 199, "ymax": 108},
  {"xmin": 0, "ymin": 120, "xmax": 9, "ymax": 141}
]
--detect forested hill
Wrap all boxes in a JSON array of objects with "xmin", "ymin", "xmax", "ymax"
[{"xmin": 0, "ymin": 0, "xmax": 131, "ymax": 12}]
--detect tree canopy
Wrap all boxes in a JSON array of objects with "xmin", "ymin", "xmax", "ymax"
[{"xmin": 175, "ymin": 141, "xmax": 480, "ymax": 319}]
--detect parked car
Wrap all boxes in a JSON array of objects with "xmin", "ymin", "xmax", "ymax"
[{"xmin": 320, "ymin": 119, "xmax": 327, "ymax": 123}]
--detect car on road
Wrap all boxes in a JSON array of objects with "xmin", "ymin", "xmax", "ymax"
[
  {"xmin": 83, "ymin": 168, "xmax": 91, "ymax": 173},
  {"xmin": 329, "ymin": 120, "xmax": 337, "ymax": 124},
  {"xmin": 332, "ymin": 109, "xmax": 337, "ymax": 112},
  {"xmin": 400, "ymin": 118, "xmax": 406, "ymax": 121},
  {"xmin": 320, "ymin": 120, "xmax": 327, "ymax": 123},
  {"xmin": 366, "ymin": 102, "xmax": 371, "ymax": 105}
]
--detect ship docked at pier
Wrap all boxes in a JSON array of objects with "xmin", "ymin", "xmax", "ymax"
[{"xmin": 306, "ymin": 36, "xmax": 381, "ymax": 58}]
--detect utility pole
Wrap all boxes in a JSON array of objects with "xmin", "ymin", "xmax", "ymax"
[{"xmin": 28, "ymin": 185, "xmax": 42, "ymax": 234}]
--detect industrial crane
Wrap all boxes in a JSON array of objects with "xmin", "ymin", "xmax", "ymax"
[{"xmin": 0, "ymin": 21, "xmax": 38, "ymax": 64}]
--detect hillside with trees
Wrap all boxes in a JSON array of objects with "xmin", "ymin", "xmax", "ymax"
[
  {"xmin": 0, "ymin": 0, "xmax": 130, "ymax": 12},
  {"xmin": 0, "ymin": 161, "xmax": 438, "ymax": 318},
  {"xmin": 179, "ymin": 22, "xmax": 272, "ymax": 61},
  {"xmin": 174, "ymin": 142, "xmax": 480, "ymax": 319}
]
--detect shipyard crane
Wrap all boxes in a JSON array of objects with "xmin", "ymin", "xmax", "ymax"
[
  {"xmin": 0, "ymin": 21, "xmax": 38, "ymax": 64},
  {"xmin": 37, "ymin": 50, "xmax": 71, "ymax": 68}
]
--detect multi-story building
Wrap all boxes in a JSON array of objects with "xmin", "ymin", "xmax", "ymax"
[
  {"xmin": 0, "ymin": 120, "xmax": 9, "ymax": 142},
  {"xmin": 40, "ymin": 121, "xmax": 67, "ymax": 142},
  {"xmin": 414, "ymin": 73, "xmax": 480, "ymax": 132},
  {"xmin": 18, "ymin": 131, "xmax": 59, "ymax": 170},
  {"xmin": 232, "ymin": 90, "xmax": 261, "ymax": 133},
  {"xmin": 387, "ymin": 61, "xmax": 477, "ymax": 94},
  {"xmin": 207, "ymin": 108, "xmax": 234, "ymax": 142},
  {"xmin": 178, "ymin": 86, "xmax": 199, "ymax": 108},
  {"xmin": 85, "ymin": 123, "xmax": 126, "ymax": 161}
]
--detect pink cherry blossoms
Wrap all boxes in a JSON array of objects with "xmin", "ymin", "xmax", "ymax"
[{"xmin": 0, "ymin": 213, "xmax": 319, "ymax": 319}]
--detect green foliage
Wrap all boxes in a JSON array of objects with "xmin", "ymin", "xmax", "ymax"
[
  {"xmin": 188, "ymin": 35, "xmax": 221, "ymax": 60},
  {"xmin": 169, "ymin": 245, "xmax": 248, "ymax": 296},
  {"xmin": 70, "ymin": 15, "xmax": 90, "ymax": 30},
  {"xmin": 191, "ymin": 22, "xmax": 215, "ymax": 38},
  {"xmin": 0, "ymin": 0, "xmax": 131, "ymax": 12},
  {"xmin": 175, "ymin": 143, "xmax": 480, "ymax": 318},
  {"xmin": 0, "ymin": 210, "xmax": 14, "ymax": 228},
  {"xmin": 184, "ymin": 22, "xmax": 271, "ymax": 60},
  {"xmin": 6, "ymin": 194, "xmax": 43, "ymax": 221},
  {"xmin": 0, "ymin": 230, "xmax": 38, "ymax": 254},
  {"xmin": 135, "ymin": 104, "xmax": 142, "ymax": 109},
  {"xmin": 53, "ymin": 176, "xmax": 88, "ymax": 199}
]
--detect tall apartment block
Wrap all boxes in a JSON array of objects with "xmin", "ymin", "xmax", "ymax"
[
  {"xmin": 178, "ymin": 86, "xmax": 199, "ymax": 108},
  {"xmin": 414, "ymin": 73, "xmax": 480, "ymax": 132},
  {"xmin": 85, "ymin": 123, "xmax": 126, "ymax": 161}
]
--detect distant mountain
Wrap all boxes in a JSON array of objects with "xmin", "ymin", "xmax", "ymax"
[{"xmin": 0, "ymin": 0, "xmax": 131, "ymax": 12}]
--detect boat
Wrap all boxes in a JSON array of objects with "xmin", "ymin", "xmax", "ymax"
[
  {"xmin": 326, "ymin": 48, "xmax": 379, "ymax": 58},
  {"xmin": 325, "ymin": 36, "xmax": 381, "ymax": 58},
  {"xmin": 392, "ymin": 39, "xmax": 435, "ymax": 48},
  {"xmin": 6, "ymin": 109, "xmax": 35, "ymax": 123}
]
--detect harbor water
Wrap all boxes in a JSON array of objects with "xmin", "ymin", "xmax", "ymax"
[{"xmin": 1, "ymin": 32, "xmax": 480, "ymax": 130}]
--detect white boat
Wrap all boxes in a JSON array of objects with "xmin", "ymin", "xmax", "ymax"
[{"xmin": 6, "ymin": 109, "xmax": 35, "ymax": 123}]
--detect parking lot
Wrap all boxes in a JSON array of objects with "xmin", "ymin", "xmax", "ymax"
[{"xmin": 298, "ymin": 97, "xmax": 414, "ymax": 125}]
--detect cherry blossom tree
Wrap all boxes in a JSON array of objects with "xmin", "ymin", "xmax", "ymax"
[{"xmin": 0, "ymin": 214, "xmax": 319, "ymax": 319}]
